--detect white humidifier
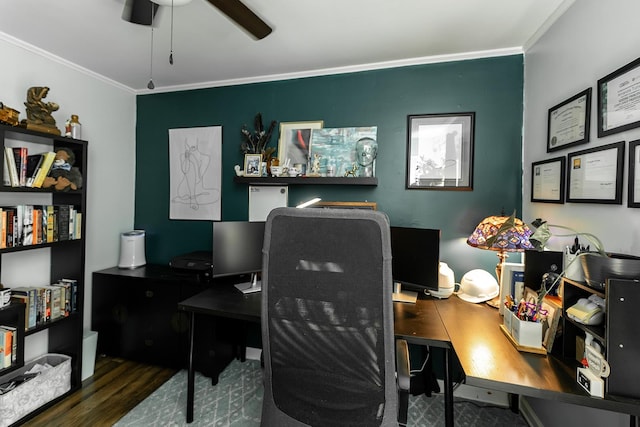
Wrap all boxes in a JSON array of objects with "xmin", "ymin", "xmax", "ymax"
[{"xmin": 118, "ymin": 230, "xmax": 147, "ymax": 269}]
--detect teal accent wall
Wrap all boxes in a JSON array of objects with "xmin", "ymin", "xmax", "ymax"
[{"xmin": 135, "ymin": 55, "xmax": 524, "ymax": 280}]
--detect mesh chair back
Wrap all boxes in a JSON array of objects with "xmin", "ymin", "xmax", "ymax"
[{"xmin": 261, "ymin": 207, "xmax": 397, "ymax": 427}]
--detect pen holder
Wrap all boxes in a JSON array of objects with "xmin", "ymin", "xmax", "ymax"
[
  {"xmin": 564, "ymin": 253, "xmax": 585, "ymax": 282},
  {"xmin": 501, "ymin": 311, "xmax": 545, "ymax": 353}
]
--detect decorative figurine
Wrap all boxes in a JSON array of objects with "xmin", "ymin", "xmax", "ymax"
[
  {"xmin": 42, "ymin": 148, "xmax": 83, "ymax": 191},
  {"xmin": 355, "ymin": 137, "xmax": 377, "ymax": 177},
  {"xmin": 22, "ymin": 86, "xmax": 61, "ymax": 135}
]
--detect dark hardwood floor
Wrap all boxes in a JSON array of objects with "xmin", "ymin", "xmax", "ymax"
[{"xmin": 24, "ymin": 355, "xmax": 177, "ymax": 427}]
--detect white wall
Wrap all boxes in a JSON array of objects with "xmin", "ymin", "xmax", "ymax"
[
  {"xmin": 523, "ymin": 0, "xmax": 640, "ymax": 425},
  {"xmin": 0, "ymin": 33, "xmax": 137, "ymax": 336}
]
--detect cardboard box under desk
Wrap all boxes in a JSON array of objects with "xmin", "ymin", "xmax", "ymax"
[{"xmin": 0, "ymin": 353, "xmax": 71, "ymax": 427}]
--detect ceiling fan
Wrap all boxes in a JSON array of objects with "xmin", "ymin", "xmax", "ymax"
[{"xmin": 122, "ymin": 0, "xmax": 272, "ymax": 40}]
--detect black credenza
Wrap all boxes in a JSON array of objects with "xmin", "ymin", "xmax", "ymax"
[{"xmin": 92, "ymin": 265, "xmax": 245, "ymax": 378}]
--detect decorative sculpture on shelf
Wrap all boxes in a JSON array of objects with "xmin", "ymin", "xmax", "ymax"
[
  {"xmin": 22, "ymin": 86, "xmax": 61, "ymax": 135},
  {"xmin": 355, "ymin": 137, "xmax": 377, "ymax": 177}
]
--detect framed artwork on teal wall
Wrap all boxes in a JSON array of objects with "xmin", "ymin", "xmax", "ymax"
[{"xmin": 406, "ymin": 113, "xmax": 475, "ymax": 190}]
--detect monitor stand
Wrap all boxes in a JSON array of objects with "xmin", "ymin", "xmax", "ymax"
[
  {"xmin": 392, "ymin": 282, "xmax": 417, "ymax": 304},
  {"xmin": 235, "ymin": 273, "xmax": 262, "ymax": 294}
]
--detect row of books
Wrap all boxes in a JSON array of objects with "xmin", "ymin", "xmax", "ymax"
[
  {"xmin": 10, "ymin": 279, "xmax": 79, "ymax": 331},
  {"xmin": 0, "ymin": 325, "xmax": 17, "ymax": 369},
  {"xmin": 0, "ymin": 204, "xmax": 82, "ymax": 249},
  {"xmin": 3, "ymin": 147, "xmax": 57, "ymax": 188}
]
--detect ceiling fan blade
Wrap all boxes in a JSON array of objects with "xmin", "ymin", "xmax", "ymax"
[
  {"xmin": 122, "ymin": 0, "xmax": 159, "ymax": 26},
  {"xmin": 206, "ymin": 0, "xmax": 272, "ymax": 40}
]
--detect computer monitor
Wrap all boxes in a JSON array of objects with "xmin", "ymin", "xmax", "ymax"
[
  {"xmin": 390, "ymin": 226, "xmax": 440, "ymax": 303},
  {"xmin": 212, "ymin": 221, "xmax": 265, "ymax": 293}
]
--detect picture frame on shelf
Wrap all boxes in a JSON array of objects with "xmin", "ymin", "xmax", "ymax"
[
  {"xmin": 541, "ymin": 297, "xmax": 562, "ymax": 352},
  {"xmin": 547, "ymin": 88, "xmax": 591, "ymax": 152},
  {"xmin": 597, "ymin": 56, "xmax": 640, "ymax": 137},
  {"xmin": 629, "ymin": 139, "xmax": 640, "ymax": 208},
  {"xmin": 406, "ymin": 113, "xmax": 474, "ymax": 190},
  {"xmin": 499, "ymin": 262, "xmax": 525, "ymax": 316},
  {"xmin": 277, "ymin": 121, "xmax": 324, "ymax": 170},
  {"xmin": 567, "ymin": 141, "xmax": 625, "ymax": 204},
  {"xmin": 531, "ymin": 157, "xmax": 566, "ymax": 203},
  {"xmin": 244, "ymin": 153, "xmax": 262, "ymax": 177},
  {"xmin": 307, "ymin": 127, "xmax": 378, "ymax": 177}
]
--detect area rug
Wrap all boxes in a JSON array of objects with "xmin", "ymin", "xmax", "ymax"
[{"xmin": 114, "ymin": 359, "xmax": 528, "ymax": 426}]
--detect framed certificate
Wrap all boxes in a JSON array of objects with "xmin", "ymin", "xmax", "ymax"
[
  {"xmin": 531, "ymin": 157, "xmax": 566, "ymax": 203},
  {"xmin": 567, "ymin": 141, "xmax": 625, "ymax": 204},
  {"xmin": 547, "ymin": 88, "xmax": 591, "ymax": 152},
  {"xmin": 598, "ymin": 56, "xmax": 640, "ymax": 137},
  {"xmin": 629, "ymin": 139, "xmax": 640, "ymax": 208}
]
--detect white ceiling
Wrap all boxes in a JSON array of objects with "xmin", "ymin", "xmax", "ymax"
[{"xmin": 0, "ymin": 0, "xmax": 573, "ymax": 93}]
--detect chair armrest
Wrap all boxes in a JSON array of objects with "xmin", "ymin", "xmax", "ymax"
[
  {"xmin": 396, "ymin": 338, "xmax": 410, "ymax": 425},
  {"xmin": 396, "ymin": 338, "xmax": 410, "ymax": 392}
]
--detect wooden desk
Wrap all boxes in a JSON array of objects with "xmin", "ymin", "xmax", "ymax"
[
  {"xmin": 178, "ymin": 288, "xmax": 454, "ymax": 425},
  {"xmin": 435, "ymin": 296, "xmax": 640, "ymax": 418}
]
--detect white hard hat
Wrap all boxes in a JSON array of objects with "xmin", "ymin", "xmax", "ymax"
[{"xmin": 457, "ymin": 269, "xmax": 499, "ymax": 303}]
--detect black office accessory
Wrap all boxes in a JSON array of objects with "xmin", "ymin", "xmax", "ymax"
[
  {"xmin": 524, "ymin": 250, "xmax": 563, "ymax": 292},
  {"xmin": 261, "ymin": 207, "xmax": 410, "ymax": 426},
  {"xmin": 389, "ymin": 226, "xmax": 440, "ymax": 303},
  {"xmin": 169, "ymin": 250, "xmax": 213, "ymax": 276},
  {"xmin": 211, "ymin": 221, "xmax": 266, "ymax": 293}
]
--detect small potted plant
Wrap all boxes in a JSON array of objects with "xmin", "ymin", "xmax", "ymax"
[{"xmin": 240, "ymin": 113, "xmax": 277, "ymax": 174}]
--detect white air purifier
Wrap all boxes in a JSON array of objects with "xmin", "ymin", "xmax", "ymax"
[{"xmin": 118, "ymin": 230, "xmax": 146, "ymax": 269}]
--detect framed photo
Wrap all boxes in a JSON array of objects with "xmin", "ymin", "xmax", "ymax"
[
  {"xmin": 277, "ymin": 121, "xmax": 324, "ymax": 169},
  {"xmin": 314, "ymin": 201, "xmax": 377, "ymax": 210},
  {"xmin": 629, "ymin": 139, "xmax": 640, "ymax": 208},
  {"xmin": 243, "ymin": 153, "xmax": 262, "ymax": 177},
  {"xmin": 531, "ymin": 157, "xmax": 566, "ymax": 203},
  {"xmin": 567, "ymin": 141, "xmax": 625, "ymax": 204},
  {"xmin": 547, "ymin": 88, "xmax": 591, "ymax": 152},
  {"xmin": 406, "ymin": 113, "xmax": 474, "ymax": 190},
  {"xmin": 597, "ymin": 56, "xmax": 640, "ymax": 137},
  {"xmin": 540, "ymin": 297, "xmax": 562, "ymax": 352},
  {"xmin": 499, "ymin": 262, "xmax": 524, "ymax": 316}
]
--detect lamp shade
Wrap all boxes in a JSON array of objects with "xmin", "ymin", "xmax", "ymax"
[{"xmin": 467, "ymin": 214, "xmax": 534, "ymax": 252}]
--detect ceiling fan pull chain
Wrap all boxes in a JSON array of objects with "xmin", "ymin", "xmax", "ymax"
[
  {"xmin": 169, "ymin": 0, "xmax": 174, "ymax": 64},
  {"xmin": 147, "ymin": 4, "xmax": 155, "ymax": 90}
]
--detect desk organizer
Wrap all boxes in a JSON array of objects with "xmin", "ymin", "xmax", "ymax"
[
  {"xmin": 0, "ymin": 353, "xmax": 71, "ymax": 427},
  {"xmin": 500, "ymin": 311, "xmax": 546, "ymax": 355}
]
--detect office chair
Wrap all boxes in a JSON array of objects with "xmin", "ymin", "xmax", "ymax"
[{"xmin": 261, "ymin": 207, "xmax": 410, "ymax": 426}]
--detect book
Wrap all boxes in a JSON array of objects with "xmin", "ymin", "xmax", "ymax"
[
  {"xmin": 57, "ymin": 204, "xmax": 70, "ymax": 241},
  {"xmin": 0, "ymin": 326, "xmax": 12, "ymax": 368},
  {"xmin": 22, "ymin": 205, "xmax": 33, "ymax": 246},
  {"xmin": 13, "ymin": 147, "xmax": 27, "ymax": 187},
  {"xmin": 32, "ymin": 151, "xmax": 56, "ymax": 188},
  {"xmin": 11, "ymin": 287, "xmax": 37, "ymax": 329},
  {"xmin": 3, "ymin": 147, "xmax": 19, "ymax": 187},
  {"xmin": 45, "ymin": 285, "xmax": 63, "ymax": 320},
  {"xmin": 54, "ymin": 281, "xmax": 71, "ymax": 316},
  {"xmin": 45, "ymin": 205, "xmax": 55, "ymax": 243},
  {"xmin": 59, "ymin": 279, "xmax": 78, "ymax": 313},
  {"xmin": 74, "ymin": 212, "xmax": 82, "ymax": 239},
  {"xmin": 5, "ymin": 207, "xmax": 15, "ymax": 248},
  {"xmin": 1, "ymin": 326, "xmax": 17, "ymax": 364},
  {"xmin": 25, "ymin": 153, "xmax": 44, "ymax": 187}
]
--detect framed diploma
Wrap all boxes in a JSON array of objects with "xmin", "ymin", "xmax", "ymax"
[
  {"xmin": 547, "ymin": 88, "xmax": 591, "ymax": 152},
  {"xmin": 531, "ymin": 157, "xmax": 566, "ymax": 203},
  {"xmin": 629, "ymin": 139, "xmax": 640, "ymax": 208},
  {"xmin": 598, "ymin": 56, "xmax": 640, "ymax": 137},
  {"xmin": 567, "ymin": 141, "xmax": 625, "ymax": 204},
  {"xmin": 406, "ymin": 112, "xmax": 474, "ymax": 190}
]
